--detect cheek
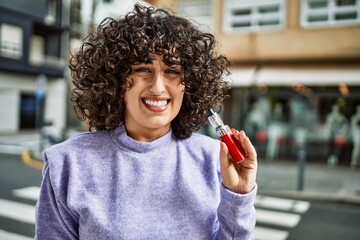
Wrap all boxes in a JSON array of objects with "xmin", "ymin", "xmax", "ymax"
[
  {"xmin": 174, "ymin": 92, "xmax": 185, "ymax": 108},
  {"xmin": 173, "ymin": 85, "xmax": 185, "ymax": 101},
  {"xmin": 123, "ymin": 89, "xmax": 136, "ymax": 106},
  {"xmin": 176, "ymin": 83, "xmax": 185, "ymax": 94},
  {"xmin": 123, "ymin": 91, "xmax": 130, "ymax": 105}
]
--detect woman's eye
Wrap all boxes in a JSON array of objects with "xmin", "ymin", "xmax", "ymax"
[
  {"xmin": 133, "ymin": 67, "xmax": 151, "ymax": 73},
  {"xmin": 166, "ymin": 68, "xmax": 181, "ymax": 75}
]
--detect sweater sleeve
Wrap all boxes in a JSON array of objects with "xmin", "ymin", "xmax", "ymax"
[
  {"xmin": 34, "ymin": 152, "xmax": 79, "ymax": 240},
  {"xmin": 216, "ymin": 184, "xmax": 257, "ymax": 240}
]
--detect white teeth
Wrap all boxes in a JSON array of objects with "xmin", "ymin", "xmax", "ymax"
[{"xmin": 144, "ymin": 99, "xmax": 168, "ymax": 108}]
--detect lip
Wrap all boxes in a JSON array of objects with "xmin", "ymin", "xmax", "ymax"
[{"xmin": 142, "ymin": 97, "xmax": 170, "ymax": 113}]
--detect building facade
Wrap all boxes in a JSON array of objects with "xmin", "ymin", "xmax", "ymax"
[
  {"xmin": 151, "ymin": 0, "xmax": 360, "ymax": 164},
  {"xmin": 0, "ymin": 0, "xmax": 70, "ymax": 133}
]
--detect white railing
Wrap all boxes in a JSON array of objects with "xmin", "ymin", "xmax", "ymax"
[
  {"xmin": 29, "ymin": 54, "xmax": 66, "ymax": 69},
  {"xmin": 0, "ymin": 40, "xmax": 23, "ymax": 59}
]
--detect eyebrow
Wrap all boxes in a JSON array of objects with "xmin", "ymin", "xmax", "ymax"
[{"xmin": 133, "ymin": 61, "xmax": 182, "ymax": 68}]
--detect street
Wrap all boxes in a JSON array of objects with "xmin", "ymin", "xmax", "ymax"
[
  {"xmin": 0, "ymin": 153, "xmax": 360, "ymax": 239},
  {"xmin": 0, "ymin": 153, "xmax": 41, "ymax": 239},
  {"xmin": 288, "ymin": 200, "xmax": 360, "ymax": 240}
]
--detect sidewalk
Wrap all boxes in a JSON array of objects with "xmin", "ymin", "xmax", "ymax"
[
  {"xmin": 1, "ymin": 132, "xmax": 360, "ymax": 204},
  {"xmin": 257, "ymin": 159, "xmax": 360, "ymax": 205},
  {"xmin": 0, "ymin": 132, "xmax": 41, "ymax": 155}
]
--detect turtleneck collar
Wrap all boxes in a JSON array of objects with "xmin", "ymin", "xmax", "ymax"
[{"xmin": 110, "ymin": 124, "xmax": 175, "ymax": 154}]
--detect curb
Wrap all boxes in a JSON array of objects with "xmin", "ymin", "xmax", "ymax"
[
  {"xmin": 259, "ymin": 189, "xmax": 360, "ymax": 205},
  {"xmin": 21, "ymin": 150, "xmax": 43, "ymax": 170}
]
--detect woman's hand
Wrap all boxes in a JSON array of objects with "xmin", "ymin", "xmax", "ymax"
[{"xmin": 220, "ymin": 129, "xmax": 257, "ymax": 194}]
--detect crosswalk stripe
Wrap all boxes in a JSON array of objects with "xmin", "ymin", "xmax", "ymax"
[
  {"xmin": 0, "ymin": 199, "xmax": 35, "ymax": 224},
  {"xmin": 255, "ymin": 226, "xmax": 289, "ymax": 240},
  {"xmin": 255, "ymin": 195, "xmax": 310, "ymax": 213},
  {"xmin": 256, "ymin": 208, "xmax": 301, "ymax": 228},
  {"xmin": 0, "ymin": 145, "xmax": 28, "ymax": 155},
  {"xmin": 12, "ymin": 186, "xmax": 40, "ymax": 201},
  {"xmin": 0, "ymin": 229, "xmax": 33, "ymax": 240},
  {"xmin": 6, "ymin": 186, "xmax": 310, "ymax": 238}
]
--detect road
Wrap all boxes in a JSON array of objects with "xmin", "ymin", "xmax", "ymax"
[
  {"xmin": 288, "ymin": 200, "xmax": 360, "ymax": 239},
  {"xmin": 0, "ymin": 153, "xmax": 41, "ymax": 239},
  {"xmin": 0, "ymin": 153, "xmax": 359, "ymax": 239}
]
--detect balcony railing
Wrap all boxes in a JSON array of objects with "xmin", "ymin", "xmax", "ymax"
[
  {"xmin": 0, "ymin": 40, "xmax": 23, "ymax": 59},
  {"xmin": 29, "ymin": 54, "xmax": 66, "ymax": 69}
]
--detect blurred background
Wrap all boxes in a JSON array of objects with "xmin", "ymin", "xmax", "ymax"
[{"xmin": 0, "ymin": 0, "xmax": 360, "ymax": 239}]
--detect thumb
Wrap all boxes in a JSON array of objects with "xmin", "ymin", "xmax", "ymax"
[{"xmin": 220, "ymin": 142, "xmax": 232, "ymax": 171}]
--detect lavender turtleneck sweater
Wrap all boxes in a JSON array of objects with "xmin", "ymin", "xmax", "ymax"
[{"xmin": 35, "ymin": 125, "xmax": 257, "ymax": 239}]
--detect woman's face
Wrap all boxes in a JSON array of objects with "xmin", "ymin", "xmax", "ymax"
[{"xmin": 124, "ymin": 54, "xmax": 185, "ymax": 141}]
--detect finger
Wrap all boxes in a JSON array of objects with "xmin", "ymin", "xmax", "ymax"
[
  {"xmin": 231, "ymin": 129, "xmax": 249, "ymax": 155},
  {"xmin": 232, "ymin": 129, "xmax": 247, "ymax": 146},
  {"xmin": 220, "ymin": 142, "xmax": 241, "ymax": 192},
  {"xmin": 243, "ymin": 136, "xmax": 257, "ymax": 160},
  {"xmin": 232, "ymin": 129, "xmax": 257, "ymax": 163},
  {"xmin": 220, "ymin": 142, "xmax": 232, "ymax": 170},
  {"xmin": 232, "ymin": 129, "xmax": 257, "ymax": 165}
]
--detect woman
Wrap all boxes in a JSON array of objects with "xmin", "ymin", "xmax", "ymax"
[{"xmin": 35, "ymin": 3, "xmax": 257, "ymax": 239}]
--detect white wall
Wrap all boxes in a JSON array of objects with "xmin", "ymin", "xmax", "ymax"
[
  {"xmin": 0, "ymin": 72, "xmax": 67, "ymax": 133},
  {"xmin": 0, "ymin": 89, "xmax": 19, "ymax": 133},
  {"xmin": 45, "ymin": 78, "xmax": 67, "ymax": 131},
  {"xmin": 81, "ymin": 0, "xmax": 151, "ymax": 28}
]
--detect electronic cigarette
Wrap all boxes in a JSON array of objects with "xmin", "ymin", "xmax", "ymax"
[{"xmin": 207, "ymin": 109, "xmax": 246, "ymax": 163}]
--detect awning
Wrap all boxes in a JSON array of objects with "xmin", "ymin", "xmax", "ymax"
[
  {"xmin": 226, "ymin": 65, "xmax": 258, "ymax": 87},
  {"xmin": 228, "ymin": 64, "xmax": 360, "ymax": 87}
]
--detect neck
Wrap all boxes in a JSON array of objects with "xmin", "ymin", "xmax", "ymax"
[{"xmin": 124, "ymin": 124, "xmax": 170, "ymax": 142}]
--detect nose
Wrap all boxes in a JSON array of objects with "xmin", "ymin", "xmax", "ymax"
[{"xmin": 149, "ymin": 72, "xmax": 165, "ymax": 95}]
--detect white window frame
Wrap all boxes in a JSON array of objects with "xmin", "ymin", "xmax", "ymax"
[
  {"xmin": 222, "ymin": 0, "xmax": 287, "ymax": 34},
  {"xmin": 176, "ymin": 0, "xmax": 212, "ymax": 32},
  {"xmin": 0, "ymin": 23, "xmax": 23, "ymax": 59},
  {"xmin": 29, "ymin": 35, "xmax": 65, "ymax": 68},
  {"xmin": 300, "ymin": 0, "xmax": 360, "ymax": 28}
]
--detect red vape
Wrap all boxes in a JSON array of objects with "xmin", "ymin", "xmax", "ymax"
[{"xmin": 208, "ymin": 109, "xmax": 246, "ymax": 163}]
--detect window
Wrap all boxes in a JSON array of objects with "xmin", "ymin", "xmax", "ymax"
[
  {"xmin": 29, "ymin": 35, "xmax": 46, "ymax": 66},
  {"xmin": 29, "ymin": 33, "xmax": 66, "ymax": 68},
  {"xmin": 300, "ymin": 0, "xmax": 360, "ymax": 28},
  {"xmin": 176, "ymin": 0, "xmax": 212, "ymax": 32},
  {"xmin": 222, "ymin": 0, "xmax": 287, "ymax": 33},
  {"xmin": 0, "ymin": 23, "xmax": 23, "ymax": 59}
]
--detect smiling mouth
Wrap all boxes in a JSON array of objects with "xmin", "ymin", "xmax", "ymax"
[{"xmin": 142, "ymin": 98, "xmax": 170, "ymax": 109}]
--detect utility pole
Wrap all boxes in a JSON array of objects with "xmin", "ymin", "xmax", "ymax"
[
  {"xmin": 89, "ymin": 0, "xmax": 99, "ymax": 32},
  {"xmin": 295, "ymin": 127, "xmax": 307, "ymax": 191},
  {"xmin": 35, "ymin": 74, "xmax": 47, "ymax": 151},
  {"xmin": 297, "ymin": 147, "xmax": 306, "ymax": 191}
]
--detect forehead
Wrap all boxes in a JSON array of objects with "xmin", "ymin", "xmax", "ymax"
[
  {"xmin": 148, "ymin": 53, "xmax": 161, "ymax": 62},
  {"xmin": 134, "ymin": 53, "xmax": 182, "ymax": 67}
]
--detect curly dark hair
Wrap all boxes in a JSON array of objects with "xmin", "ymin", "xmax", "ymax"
[{"xmin": 69, "ymin": 3, "xmax": 230, "ymax": 139}]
